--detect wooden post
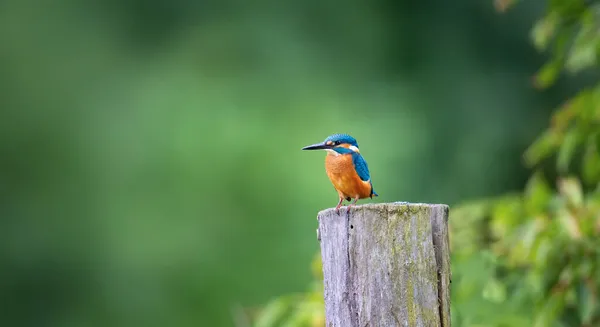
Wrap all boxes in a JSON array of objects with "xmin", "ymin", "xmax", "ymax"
[{"xmin": 317, "ymin": 202, "xmax": 451, "ymax": 327}]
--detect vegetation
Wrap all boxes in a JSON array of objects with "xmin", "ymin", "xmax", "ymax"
[
  {"xmin": 250, "ymin": 1, "xmax": 600, "ymax": 326},
  {"xmin": 2, "ymin": 0, "xmax": 594, "ymax": 326}
]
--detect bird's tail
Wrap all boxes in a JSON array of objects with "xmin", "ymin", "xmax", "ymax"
[{"xmin": 370, "ymin": 181, "xmax": 378, "ymax": 198}]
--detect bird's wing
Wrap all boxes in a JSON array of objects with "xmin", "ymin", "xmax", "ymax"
[{"xmin": 352, "ymin": 152, "xmax": 371, "ymax": 182}]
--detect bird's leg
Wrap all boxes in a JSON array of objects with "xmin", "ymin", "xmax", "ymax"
[
  {"xmin": 346, "ymin": 196, "xmax": 360, "ymax": 216},
  {"xmin": 335, "ymin": 197, "xmax": 344, "ymax": 215}
]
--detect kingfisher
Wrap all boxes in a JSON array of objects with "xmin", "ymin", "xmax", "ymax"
[{"xmin": 302, "ymin": 133, "xmax": 378, "ymax": 214}]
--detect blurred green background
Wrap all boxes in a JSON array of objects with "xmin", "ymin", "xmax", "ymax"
[{"xmin": 1, "ymin": 0, "xmax": 594, "ymax": 326}]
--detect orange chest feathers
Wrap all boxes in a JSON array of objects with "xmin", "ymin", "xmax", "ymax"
[{"xmin": 325, "ymin": 153, "xmax": 372, "ymax": 199}]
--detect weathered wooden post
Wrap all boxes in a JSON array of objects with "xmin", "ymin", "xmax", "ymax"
[{"xmin": 317, "ymin": 202, "xmax": 451, "ymax": 327}]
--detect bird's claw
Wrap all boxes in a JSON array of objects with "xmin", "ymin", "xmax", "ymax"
[{"xmin": 335, "ymin": 197, "xmax": 344, "ymax": 216}]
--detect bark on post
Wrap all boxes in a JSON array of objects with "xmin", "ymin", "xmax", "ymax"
[{"xmin": 317, "ymin": 202, "xmax": 451, "ymax": 327}]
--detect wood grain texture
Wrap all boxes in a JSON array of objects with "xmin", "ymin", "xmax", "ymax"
[{"xmin": 317, "ymin": 202, "xmax": 450, "ymax": 327}]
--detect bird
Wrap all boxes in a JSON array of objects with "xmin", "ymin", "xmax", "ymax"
[{"xmin": 302, "ymin": 133, "xmax": 378, "ymax": 215}]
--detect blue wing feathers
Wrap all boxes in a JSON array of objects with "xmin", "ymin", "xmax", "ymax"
[
  {"xmin": 352, "ymin": 152, "xmax": 378, "ymax": 197},
  {"xmin": 352, "ymin": 152, "xmax": 371, "ymax": 181}
]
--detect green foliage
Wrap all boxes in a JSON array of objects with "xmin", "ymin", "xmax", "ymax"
[
  {"xmin": 250, "ymin": 1, "xmax": 600, "ymax": 326},
  {"xmin": 1, "ymin": 0, "xmax": 559, "ymax": 325},
  {"xmin": 243, "ymin": 254, "xmax": 325, "ymax": 327}
]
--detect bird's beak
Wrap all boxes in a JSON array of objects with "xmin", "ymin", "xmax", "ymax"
[{"xmin": 301, "ymin": 142, "xmax": 330, "ymax": 150}]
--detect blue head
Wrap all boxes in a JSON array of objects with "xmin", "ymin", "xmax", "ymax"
[{"xmin": 301, "ymin": 133, "xmax": 359, "ymax": 153}]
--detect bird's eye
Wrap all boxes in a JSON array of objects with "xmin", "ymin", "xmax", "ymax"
[{"xmin": 334, "ymin": 141, "xmax": 340, "ymax": 145}]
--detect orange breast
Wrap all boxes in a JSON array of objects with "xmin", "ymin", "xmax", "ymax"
[{"xmin": 325, "ymin": 153, "xmax": 372, "ymax": 199}]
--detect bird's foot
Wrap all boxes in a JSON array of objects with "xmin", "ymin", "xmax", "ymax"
[
  {"xmin": 335, "ymin": 197, "xmax": 344, "ymax": 215},
  {"xmin": 346, "ymin": 197, "xmax": 359, "ymax": 217},
  {"xmin": 335, "ymin": 206, "xmax": 342, "ymax": 215}
]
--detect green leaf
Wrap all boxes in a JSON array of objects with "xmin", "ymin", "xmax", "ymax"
[
  {"xmin": 582, "ymin": 137, "xmax": 600, "ymax": 184},
  {"xmin": 482, "ymin": 277, "xmax": 507, "ymax": 303},
  {"xmin": 533, "ymin": 59, "xmax": 562, "ymax": 89},
  {"xmin": 519, "ymin": 218, "xmax": 548, "ymax": 264},
  {"xmin": 549, "ymin": 0, "xmax": 586, "ymax": 18},
  {"xmin": 524, "ymin": 130, "xmax": 561, "ymax": 166},
  {"xmin": 490, "ymin": 196, "xmax": 524, "ymax": 245},
  {"xmin": 565, "ymin": 12, "xmax": 599, "ymax": 74},
  {"xmin": 558, "ymin": 177, "xmax": 584, "ymax": 208},
  {"xmin": 557, "ymin": 207, "xmax": 582, "ymax": 239},
  {"xmin": 524, "ymin": 172, "xmax": 553, "ymax": 214},
  {"xmin": 566, "ymin": 44, "xmax": 597, "ymax": 74},
  {"xmin": 553, "ymin": 89, "xmax": 592, "ymax": 130},
  {"xmin": 577, "ymin": 280, "xmax": 595, "ymax": 325},
  {"xmin": 531, "ymin": 12, "xmax": 559, "ymax": 51},
  {"xmin": 531, "ymin": 23, "xmax": 573, "ymax": 88},
  {"xmin": 253, "ymin": 296, "xmax": 296, "ymax": 327},
  {"xmin": 531, "ymin": 233, "xmax": 552, "ymax": 268},
  {"xmin": 533, "ymin": 291, "xmax": 567, "ymax": 327},
  {"xmin": 550, "ymin": 102, "xmax": 577, "ymax": 133},
  {"xmin": 557, "ymin": 129, "xmax": 582, "ymax": 173}
]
